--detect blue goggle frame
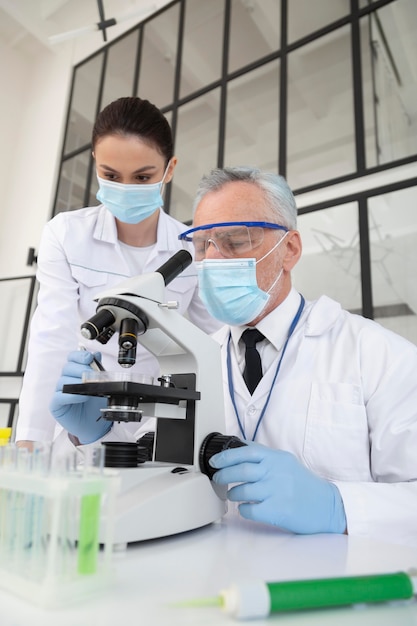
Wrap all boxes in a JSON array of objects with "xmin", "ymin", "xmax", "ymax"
[{"xmin": 178, "ymin": 221, "xmax": 289, "ymax": 242}]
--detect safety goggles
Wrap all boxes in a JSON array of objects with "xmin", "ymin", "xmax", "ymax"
[{"xmin": 178, "ymin": 221, "xmax": 288, "ymax": 261}]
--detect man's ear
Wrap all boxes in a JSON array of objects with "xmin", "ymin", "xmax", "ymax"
[{"xmin": 283, "ymin": 230, "xmax": 302, "ymax": 271}]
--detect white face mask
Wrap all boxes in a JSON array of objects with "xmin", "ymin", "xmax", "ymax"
[
  {"xmin": 96, "ymin": 162, "xmax": 170, "ymax": 224},
  {"xmin": 196, "ymin": 232, "xmax": 288, "ymax": 325}
]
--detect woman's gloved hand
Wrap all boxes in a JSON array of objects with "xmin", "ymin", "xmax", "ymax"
[
  {"xmin": 210, "ymin": 442, "xmax": 346, "ymax": 534},
  {"xmin": 50, "ymin": 350, "xmax": 111, "ymax": 444}
]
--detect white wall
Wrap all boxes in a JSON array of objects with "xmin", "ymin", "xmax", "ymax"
[
  {"xmin": 0, "ymin": 39, "xmax": 73, "ymax": 279},
  {"xmin": 0, "ymin": 0, "xmax": 173, "ymax": 280}
]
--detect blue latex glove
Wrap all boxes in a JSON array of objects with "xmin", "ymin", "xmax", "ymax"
[
  {"xmin": 50, "ymin": 350, "xmax": 111, "ymax": 444},
  {"xmin": 210, "ymin": 442, "xmax": 346, "ymax": 534}
]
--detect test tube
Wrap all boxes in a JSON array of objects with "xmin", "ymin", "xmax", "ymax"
[{"xmin": 77, "ymin": 445, "xmax": 105, "ymax": 575}]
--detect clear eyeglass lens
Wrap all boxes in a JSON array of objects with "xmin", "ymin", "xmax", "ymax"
[{"xmin": 193, "ymin": 225, "xmax": 265, "ymax": 260}]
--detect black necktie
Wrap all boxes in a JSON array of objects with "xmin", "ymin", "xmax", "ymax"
[{"xmin": 241, "ymin": 328, "xmax": 265, "ymax": 394}]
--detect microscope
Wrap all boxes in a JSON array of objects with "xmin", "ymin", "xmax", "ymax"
[{"xmin": 63, "ymin": 250, "xmax": 244, "ymax": 545}]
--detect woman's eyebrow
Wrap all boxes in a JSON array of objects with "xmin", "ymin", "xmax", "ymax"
[
  {"xmin": 132, "ymin": 165, "xmax": 158, "ymax": 174},
  {"xmin": 99, "ymin": 164, "xmax": 158, "ymax": 174}
]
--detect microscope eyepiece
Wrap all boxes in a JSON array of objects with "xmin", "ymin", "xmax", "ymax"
[{"xmin": 156, "ymin": 250, "xmax": 192, "ymax": 285}]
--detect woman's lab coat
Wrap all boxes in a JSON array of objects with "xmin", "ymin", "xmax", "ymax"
[
  {"xmin": 213, "ymin": 292, "xmax": 417, "ymax": 544},
  {"xmin": 16, "ymin": 205, "xmax": 220, "ymax": 443}
]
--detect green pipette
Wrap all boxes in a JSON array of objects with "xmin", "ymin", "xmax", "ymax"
[{"xmin": 181, "ymin": 571, "xmax": 417, "ymax": 620}]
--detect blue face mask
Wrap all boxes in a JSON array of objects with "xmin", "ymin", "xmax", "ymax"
[
  {"xmin": 96, "ymin": 163, "xmax": 170, "ymax": 224},
  {"xmin": 196, "ymin": 233, "xmax": 287, "ymax": 326}
]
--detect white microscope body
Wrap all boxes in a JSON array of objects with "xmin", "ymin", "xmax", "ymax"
[{"xmin": 64, "ymin": 251, "xmax": 237, "ymax": 545}]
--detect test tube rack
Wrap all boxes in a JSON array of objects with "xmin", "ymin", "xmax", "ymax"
[{"xmin": 0, "ymin": 446, "xmax": 120, "ymax": 608}]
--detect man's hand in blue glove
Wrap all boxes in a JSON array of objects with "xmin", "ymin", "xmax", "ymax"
[
  {"xmin": 50, "ymin": 350, "xmax": 111, "ymax": 445},
  {"xmin": 210, "ymin": 442, "xmax": 346, "ymax": 535}
]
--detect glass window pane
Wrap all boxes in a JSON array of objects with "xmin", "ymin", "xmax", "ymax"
[
  {"xmin": 293, "ymin": 203, "xmax": 361, "ymax": 312},
  {"xmin": 288, "ymin": 0, "xmax": 349, "ymax": 44},
  {"xmin": 55, "ymin": 152, "xmax": 92, "ymax": 213},
  {"xmin": 229, "ymin": 0, "xmax": 280, "ymax": 74},
  {"xmin": 287, "ymin": 26, "xmax": 356, "ymax": 190},
  {"xmin": 63, "ymin": 55, "xmax": 103, "ymax": 155},
  {"xmin": 180, "ymin": 0, "xmax": 224, "ymax": 98},
  {"xmin": 100, "ymin": 31, "xmax": 139, "ymax": 108},
  {"xmin": 0, "ymin": 277, "xmax": 35, "ymax": 371},
  {"xmin": 361, "ymin": 1, "xmax": 417, "ymax": 167},
  {"xmin": 170, "ymin": 90, "xmax": 220, "ymax": 223},
  {"xmin": 88, "ymin": 173, "xmax": 99, "ymax": 208},
  {"xmin": 224, "ymin": 60, "xmax": 279, "ymax": 171},
  {"xmin": 137, "ymin": 4, "xmax": 180, "ymax": 108},
  {"xmin": 369, "ymin": 185, "xmax": 417, "ymax": 344},
  {"xmin": 0, "ymin": 404, "xmax": 16, "ymax": 429}
]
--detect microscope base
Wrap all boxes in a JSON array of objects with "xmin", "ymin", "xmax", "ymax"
[{"xmin": 101, "ymin": 464, "xmax": 227, "ymax": 545}]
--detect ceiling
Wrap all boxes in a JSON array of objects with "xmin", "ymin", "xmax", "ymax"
[{"xmin": 0, "ymin": 0, "xmax": 171, "ymax": 56}]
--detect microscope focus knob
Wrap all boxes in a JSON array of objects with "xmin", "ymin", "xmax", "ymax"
[{"xmin": 199, "ymin": 432, "xmax": 246, "ymax": 480}]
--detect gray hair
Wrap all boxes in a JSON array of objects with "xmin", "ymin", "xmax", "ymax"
[{"xmin": 192, "ymin": 166, "xmax": 297, "ymax": 229}]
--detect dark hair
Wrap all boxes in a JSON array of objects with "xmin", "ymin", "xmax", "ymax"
[{"xmin": 92, "ymin": 97, "xmax": 173, "ymax": 164}]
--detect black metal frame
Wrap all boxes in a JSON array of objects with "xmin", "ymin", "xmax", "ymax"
[{"xmin": 52, "ymin": 0, "xmax": 415, "ymax": 321}]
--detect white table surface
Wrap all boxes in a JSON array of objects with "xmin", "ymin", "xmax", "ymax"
[{"xmin": 3, "ymin": 510, "xmax": 417, "ymax": 626}]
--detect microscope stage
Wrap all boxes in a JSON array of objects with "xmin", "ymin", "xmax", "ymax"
[{"xmin": 63, "ymin": 380, "xmax": 200, "ymax": 404}]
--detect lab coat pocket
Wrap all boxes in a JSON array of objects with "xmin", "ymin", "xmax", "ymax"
[{"xmin": 303, "ymin": 382, "xmax": 371, "ymax": 481}]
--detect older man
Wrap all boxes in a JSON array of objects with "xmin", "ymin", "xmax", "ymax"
[
  {"xmin": 177, "ymin": 166, "xmax": 417, "ymax": 541},
  {"xmin": 51, "ymin": 167, "xmax": 417, "ymax": 542}
]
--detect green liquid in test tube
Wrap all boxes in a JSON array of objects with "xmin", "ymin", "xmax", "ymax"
[{"xmin": 77, "ymin": 493, "xmax": 101, "ymax": 574}]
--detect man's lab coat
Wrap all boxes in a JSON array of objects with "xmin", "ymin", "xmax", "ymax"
[{"xmin": 213, "ymin": 290, "xmax": 417, "ymax": 544}]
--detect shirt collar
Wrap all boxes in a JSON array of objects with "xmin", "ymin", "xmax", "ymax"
[
  {"xmin": 154, "ymin": 209, "xmax": 174, "ymax": 251},
  {"xmin": 93, "ymin": 207, "xmax": 174, "ymax": 252},
  {"xmin": 93, "ymin": 205, "xmax": 119, "ymax": 243},
  {"xmin": 229, "ymin": 287, "xmax": 303, "ymax": 353}
]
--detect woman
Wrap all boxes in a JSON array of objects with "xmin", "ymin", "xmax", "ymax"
[{"xmin": 16, "ymin": 97, "xmax": 220, "ymax": 447}]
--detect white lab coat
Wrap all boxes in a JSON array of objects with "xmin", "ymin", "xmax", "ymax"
[
  {"xmin": 16, "ymin": 205, "xmax": 220, "ymax": 443},
  {"xmin": 213, "ymin": 289, "xmax": 417, "ymax": 544}
]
